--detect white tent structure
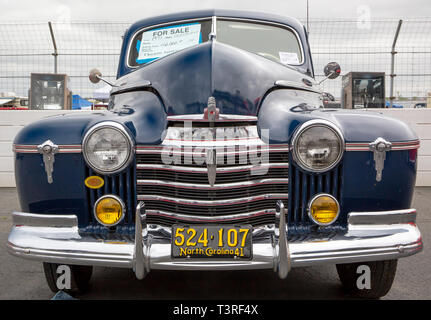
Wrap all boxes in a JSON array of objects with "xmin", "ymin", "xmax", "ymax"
[{"xmin": 93, "ymin": 84, "xmax": 112, "ymax": 100}]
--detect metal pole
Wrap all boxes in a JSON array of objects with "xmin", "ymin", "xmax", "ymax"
[
  {"xmin": 48, "ymin": 22, "xmax": 58, "ymax": 74},
  {"xmin": 306, "ymin": 0, "xmax": 309, "ymax": 34},
  {"xmin": 390, "ymin": 20, "xmax": 402, "ymax": 108}
]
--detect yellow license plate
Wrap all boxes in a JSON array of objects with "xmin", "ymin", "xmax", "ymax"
[{"xmin": 172, "ymin": 225, "xmax": 252, "ymax": 259}]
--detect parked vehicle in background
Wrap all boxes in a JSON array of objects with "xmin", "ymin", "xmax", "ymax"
[
  {"xmin": 413, "ymin": 102, "xmax": 426, "ymax": 108},
  {"xmin": 0, "ymin": 92, "xmax": 28, "ymax": 110}
]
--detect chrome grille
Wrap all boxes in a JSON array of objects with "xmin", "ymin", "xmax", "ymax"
[{"xmin": 136, "ymin": 124, "xmax": 289, "ymax": 226}]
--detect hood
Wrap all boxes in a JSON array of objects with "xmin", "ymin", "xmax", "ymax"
[{"xmin": 115, "ymin": 40, "xmax": 315, "ymax": 116}]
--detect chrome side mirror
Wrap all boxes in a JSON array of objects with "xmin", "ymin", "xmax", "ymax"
[
  {"xmin": 323, "ymin": 62, "xmax": 341, "ymax": 80},
  {"xmin": 89, "ymin": 68, "xmax": 116, "ymax": 87},
  {"xmin": 89, "ymin": 68, "xmax": 102, "ymax": 84}
]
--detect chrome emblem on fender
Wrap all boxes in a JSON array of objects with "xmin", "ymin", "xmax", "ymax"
[
  {"xmin": 37, "ymin": 140, "xmax": 59, "ymax": 184},
  {"xmin": 369, "ymin": 137, "xmax": 392, "ymax": 182}
]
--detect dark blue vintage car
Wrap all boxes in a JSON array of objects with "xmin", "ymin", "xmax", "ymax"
[{"xmin": 7, "ymin": 9, "xmax": 422, "ymax": 298}]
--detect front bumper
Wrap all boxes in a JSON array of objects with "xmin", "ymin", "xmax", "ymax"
[{"xmin": 7, "ymin": 203, "xmax": 423, "ymax": 279}]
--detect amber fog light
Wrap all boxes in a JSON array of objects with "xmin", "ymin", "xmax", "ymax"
[
  {"xmin": 94, "ymin": 195, "xmax": 125, "ymax": 226},
  {"xmin": 308, "ymin": 194, "xmax": 339, "ymax": 226}
]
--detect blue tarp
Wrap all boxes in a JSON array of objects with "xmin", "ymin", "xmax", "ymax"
[
  {"xmin": 385, "ymin": 101, "xmax": 404, "ymax": 108},
  {"xmin": 72, "ymin": 95, "xmax": 92, "ymax": 110}
]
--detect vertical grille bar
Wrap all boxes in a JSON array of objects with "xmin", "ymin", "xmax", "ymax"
[
  {"xmin": 131, "ymin": 159, "xmax": 137, "ymax": 224},
  {"xmin": 332, "ymin": 166, "xmax": 338, "ymax": 197},
  {"xmin": 293, "ymin": 167, "xmax": 300, "ymax": 226},
  {"xmin": 324, "ymin": 172, "xmax": 331, "ymax": 193},
  {"xmin": 84, "ymin": 166, "xmax": 93, "ymax": 224},
  {"xmin": 126, "ymin": 164, "xmax": 133, "ymax": 224},
  {"xmin": 317, "ymin": 175, "xmax": 323, "ymax": 193},
  {"xmin": 300, "ymin": 171, "xmax": 308, "ymax": 224}
]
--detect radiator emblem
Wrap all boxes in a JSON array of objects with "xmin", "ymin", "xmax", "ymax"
[{"xmin": 369, "ymin": 137, "xmax": 392, "ymax": 182}]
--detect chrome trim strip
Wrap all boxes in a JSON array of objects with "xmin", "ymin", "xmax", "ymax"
[
  {"xmin": 137, "ymin": 193, "xmax": 288, "ymax": 206},
  {"xmin": 136, "ymin": 163, "xmax": 288, "ymax": 173},
  {"xmin": 345, "ymin": 140, "xmax": 420, "ymax": 151},
  {"xmin": 13, "ymin": 144, "xmax": 82, "ymax": 154},
  {"xmin": 275, "ymin": 80, "xmax": 320, "ymax": 94},
  {"xmin": 348, "ymin": 209, "xmax": 417, "ymax": 225},
  {"xmin": 209, "ymin": 15, "xmax": 217, "ymax": 40},
  {"xmin": 137, "ymin": 178, "xmax": 288, "ymax": 189},
  {"xmin": 146, "ymin": 209, "xmax": 276, "ymax": 222},
  {"xmin": 12, "ymin": 212, "xmax": 77, "ymax": 227},
  {"xmin": 166, "ymin": 114, "xmax": 258, "ymax": 122},
  {"xmin": 6, "ymin": 208, "xmax": 423, "ymax": 272},
  {"xmin": 135, "ymin": 145, "xmax": 289, "ymax": 154}
]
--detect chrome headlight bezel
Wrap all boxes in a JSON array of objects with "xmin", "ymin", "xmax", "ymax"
[
  {"xmin": 291, "ymin": 119, "xmax": 344, "ymax": 173},
  {"xmin": 307, "ymin": 193, "xmax": 340, "ymax": 226},
  {"xmin": 82, "ymin": 121, "xmax": 134, "ymax": 175}
]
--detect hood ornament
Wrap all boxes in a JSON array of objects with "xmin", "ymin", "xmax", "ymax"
[
  {"xmin": 37, "ymin": 140, "xmax": 59, "ymax": 184},
  {"xmin": 369, "ymin": 137, "xmax": 392, "ymax": 182},
  {"xmin": 204, "ymin": 96, "xmax": 219, "ymax": 122}
]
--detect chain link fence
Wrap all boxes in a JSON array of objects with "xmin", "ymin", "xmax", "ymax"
[
  {"xmin": 308, "ymin": 18, "xmax": 431, "ymax": 106},
  {"xmin": 0, "ymin": 18, "xmax": 430, "ymax": 106}
]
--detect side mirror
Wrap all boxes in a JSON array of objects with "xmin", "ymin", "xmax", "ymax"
[
  {"xmin": 89, "ymin": 68, "xmax": 102, "ymax": 84},
  {"xmin": 89, "ymin": 68, "xmax": 115, "ymax": 87},
  {"xmin": 323, "ymin": 62, "xmax": 341, "ymax": 79}
]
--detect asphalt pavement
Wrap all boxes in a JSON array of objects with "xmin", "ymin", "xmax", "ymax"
[{"xmin": 0, "ymin": 187, "xmax": 430, "ymax": 300}]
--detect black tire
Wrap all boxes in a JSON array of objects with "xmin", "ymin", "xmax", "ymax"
[
  {"xmin": 43, "ymin": 262, "xmax": 93, "ymax": 294},
  {"xmin": 336, "ymin": 260, "xmax": 397, "ymax": 299}
]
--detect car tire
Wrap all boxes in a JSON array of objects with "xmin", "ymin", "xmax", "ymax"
[
  {"xmin": 336, "ymin": 260, "xmax": 397, "ymax": 299},
  {"xmin": 43, "ymin": 262, "xmax": 93, "ymax": 294}
]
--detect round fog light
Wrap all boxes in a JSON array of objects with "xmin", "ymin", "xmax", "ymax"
[
  {"xmin": 308, "ymin": 194, "xmax": 339, "ymax": 226},
  {"xmin": 94, "ymin": 195, "xmax": 125, "ymax": 226}
]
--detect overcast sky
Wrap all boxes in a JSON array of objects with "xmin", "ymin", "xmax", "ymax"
[{"xmin": 2, "ymin": 0, "xmax": 431, "ymax": 21}]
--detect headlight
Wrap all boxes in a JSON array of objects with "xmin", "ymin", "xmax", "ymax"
[
  {"xmin": 83, "ymin": 121, "xmax": 133, "ymax": 174},
  {"xmin": 292, "ymin": 119, "xmax": 344, "ymax": 172}
]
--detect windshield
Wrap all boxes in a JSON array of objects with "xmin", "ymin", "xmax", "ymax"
[
  {"xmin": 128, "ymin": 18, "xmax": 303, "ymax": 67},
  {"xmin": 216, "ymin": 19, "xmax": 302, "ymax": 65},
  {"xmin": 128, "ymin": 20, "xmax": 212, "ymax": 66}
]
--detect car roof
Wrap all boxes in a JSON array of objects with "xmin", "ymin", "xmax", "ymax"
[{"xmin": 127, "ymin": 9, "xmax": 304, "ymax": 34}]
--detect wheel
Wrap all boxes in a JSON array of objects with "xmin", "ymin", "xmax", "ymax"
[
  {"xmin": 43, "ymin": 262, "xmax": 93, "ymax": 294},
  {"xmin": 336, "ymin": 260, "xmax": 397, "ymax": 299}
]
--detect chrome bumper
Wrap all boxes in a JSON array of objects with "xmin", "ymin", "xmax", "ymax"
[{"xmin": 7, "ymin": 204, "xmax": 423, "ymax": 279}]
